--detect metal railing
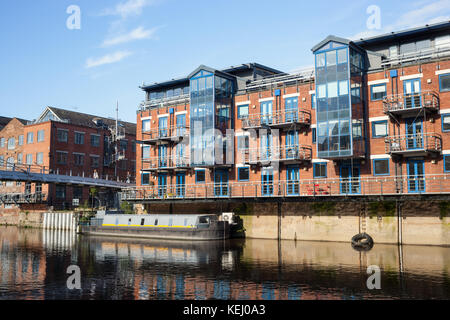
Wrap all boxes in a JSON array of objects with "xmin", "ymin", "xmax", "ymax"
[
  {"xmin": 385, "ymin": 133, "xmax": 442, "ymax": 154},
  {"xmin": 383, "ymin": 91, "xmax": 440, "ymax": 113},
  {"xmin": 381, "ymin": 42, "xmax": 450, "ymax": 67},
  {"xmin": 241, "ymin": 109, "xmax": 311, "ymax": 129},
  {"xmin": 239, "ymin": 145, "xmax": 313, "ymax": 164},
  {"xmin": 139, "ymin": 94, "xmax": 190, "ymax": 110},
  {"xmin": 0, "ymin": 193, "xmax": 47, "ymax": 204},
  {"xmin": 121, "ymin": 174, "xmax": 450, "ymax": 201},
  {"xmin": 142, "ymin": 126, "xmax": 189, "ymax": 142},
  {"xmin": 142, "ymin": 155, "xmax": 190, "ymax": 171}
]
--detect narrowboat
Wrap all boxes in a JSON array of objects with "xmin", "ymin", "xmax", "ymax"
[{"xmin": 79, "ymin": 213, "xmax": 230, "ymax": 241}]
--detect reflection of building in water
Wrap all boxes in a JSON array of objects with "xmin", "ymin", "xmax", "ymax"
[{"xmin": 0, "ymin": 227, "xmax": 46, "ymax": 299}]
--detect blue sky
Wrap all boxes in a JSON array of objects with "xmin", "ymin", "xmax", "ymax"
[{"xmin": 0, "ymin": 0, "xmax": 449, "ymax": 123}]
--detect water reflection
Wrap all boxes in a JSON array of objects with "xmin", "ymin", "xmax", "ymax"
[{"xmin": 0, "ymin": 226, "xmax": 448, "ymax": 300}]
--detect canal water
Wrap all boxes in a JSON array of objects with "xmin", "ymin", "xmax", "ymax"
[{"xmin": 0, "ymin": 226, "xmax": 448, "ymax": 300}]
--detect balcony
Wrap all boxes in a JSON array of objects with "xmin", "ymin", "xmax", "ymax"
[
  {"xmin": 381, "ymin": 43, "xmax": 450, "ymax": 68},
  {"xmin": 0, "ymin": 193, "xmax": 47, "ymax": 204},
  {"xmin": 239, "ymin": 145, "xmax": 312, "ymax": 165},
  {"xmin": 385, "ymin": 133, "xmax": 442, "ymax": 157},
  {"xmin": 242, "ymin": 109, "xmax": 311, "ymax": 130},
  {"xmin": 383, "ymin": 91, "xmax": 439, "ymax": 118},
  {"xmin": 142, "ymin": 155, "xmax": 190, "ymax": 172},
  {"xmin": 139, "ymin": 94, "xmax": 190, "ymax": 111},
  {"xmin": 141, "ymin": 126, "xmax": 189, "ymax": 145}
]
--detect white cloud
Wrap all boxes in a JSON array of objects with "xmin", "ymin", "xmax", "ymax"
[
  {"xmin": 101, "ymin": 0, "xmax": 157, "ymax": 19},
  {"xmin": 101, "ymin": 26, "xmax": 159, "ymax": 47},
  {"xmin": 85, "ymin": 51, "xmax": 133, "ymax": 68},
  {"xmin": 350, "ymin": 0, "xmax": 450, "ymax": 40}
]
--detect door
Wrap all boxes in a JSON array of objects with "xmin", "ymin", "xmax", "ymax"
[
  {"xmin": 260, "ymin": 133, "xmax": 272, "ymax": 161},
  {"xmin": 404, "ymin": 79, "xmax": 421, "ymax": 109},
  {"xmin": 176, "ymin": 114, "xmax": 186, "ymax": 136},
  {"xmin": 408, "ymin": 160, "xmax": 425, "ymax": 193},
  {"xmin": 285, "ymin": 97, "xmax": 298, "ymax": 123},
  {"xmin": 159, "ymin": 117, "xmax": 168, "ymax": 137},
  {"xmin": 286, "ymin": 131, "xmax": 299, "ymax": 160},
  {"xmin": 214, "ymin": 169, "xmax": 229, "ymax": 197},
  {"xmin": 159, "ymin": 145, "xmax": 168, "ymax": 167},
  {"xmin": 340, "ymin": 165, "xmax": 360, "ymax": 194},
  {"xmin": 287, "ymin": 167, "xmax": 300, "ymax": 196},
  {"xmin": 262, "ymin": 170, "xmax": 274, "ymax": 196},
  {"xmin": 176, "ymin": 173, "xmax": 185, "ymax": 198},
  {"xmin": 158, "ymin": 174, "xmax": 167, "ymax": 197},
  {"xmin": 261, "ymin": 101, "xmax": 273, "ymax": 125},
  {"xmin": 406, "ymin": 119, "xmax": 423, "ymax": 150}
]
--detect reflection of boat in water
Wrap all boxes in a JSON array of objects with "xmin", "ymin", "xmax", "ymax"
[{"xmin": 79, "ymin": 214, "xmax": 230, "ymax": 241}]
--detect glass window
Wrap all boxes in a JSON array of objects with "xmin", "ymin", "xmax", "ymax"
[
  {"xmin": 37, "ymin": 130, "xmax": 44, "ymax": 142},
  {"xmin": 442, "ymin": 114, "xmax": 450, "ymax": 132},
  {"xmin": 57, "ymin": 129, "xmax": 68, "ymax": 142},
  {"xmin": 237, "ymin": 135, "xmax": 249, "ymax": 150},
  {"xmin": 74, "ymin": 154, "xmax": 84, "ymax": 166},
  {"xmin": 400, "ymin": 42, "xmax": 416, "ymax": 55},
  {"xmin": 445, "ymin": 156, "xmax": 450, "ymax": 172},
  {"xmin": 36, "ymin": 152, "xmax": 43, "ymax": 165},
  {"xmin": 120, "ymin": 140, "xmax": 128, "ymax": 151},
  {"xmin": 142, "ymin": 119, "xmax": 151, "ymax": 132},
  {"xmin": 312, "ymin": 128, "xmax": 317, "ymax": 144},
  {"xmin": 353, "ymin": 122, "xmax": 362, "ymax": 139},
  {"xmin": 436, "ymin": 35, "xmax": 450, "ymax": 49},
  {"xmin": 337, "ymin": 49, "xmax": 347, "ymax": 64},
  {"xmin": 57, "ymin": 152, "xmax": 67, "ymax": 165},
  {"xmin": 26, "ymin": 154, "xmax": 33, "ymax": 165},
  {"xmin": 18, "ymin": 135, "xmax": 24, "ymax": 146},
  {"xmin": 75, "ymin": 132, "xmax": 84, "ymax": 145},
  {"xmin": 17, "ymin": 153, "xmax": 23, "ymax": 164},
  {"xmin": 373, "ymin": 159, "xmax": 390, "ymax": 176},
  {"xmin": 238, "ymin": 167, "xmax": 250, "ymax": 181},
  {"xmin": 317, "ymin": 85, "xmax": 327, "ymax": 99},
  {"xmin": 326, "ymin": 50, "xmax": 336, "ymax": 66},
  {"xmin": 237, "ymin": 105, "xmax": 249, "ymax": 119},
  {"xmin": 195, "ymin": 170, "xmax": 206, "ymax": 183},
  {"xmin": 0, "ymin": 138, "xmax": 4, "ymax": 148},
  {"xmin": 27, "ymin": 132, "xmax": 34, "ymax": 144},
  {"xmin": 440, "ymin": 74, "xmax": 450, "ymax": 92},
  {"xmin": 339, "ymin": 81, "xmax": 349, "ymax": 96},
  {"xmin": 7, "ymin": 138, "xmax": 15, "ymax": 150},
  {"xmin": 91, "ymin": 156, "xmax": 99, "ymax": 168},
  {"xmin": 316, "ymin": 53, "xmax": 325, "ymax": 68},
  {"xmin": 373, "ymin": 121, "xmax": 388, "ymax": 138},
  {"xmin": 142, "ymin": 146, "xmax": 150, "ymax": 159},
  {"xmin": 314, "ymin": 163, "xmax": 327, "ymax": 178},
  {"xmin": 56, "ymin": 185, "xmax": 66, "ymax": 199},
  {"xmin": 0, "ymin": 155, "xmax": 3, "ymax": 167},
  {"xmin": 142, "ymin": 173, "xmax": 150, "ymax": 185},
  {"xmin": 389, "ymin": 46, "xmax": 398, "ymax": 57},
  {"xmin": 311, "ymin": 94, "xmax": 316, "ymax": 109},
  {"xmin": 371, "ymin": 84, "xmax": 387, "ymax": 101},
  {"xmin": 328, "ymin": 82, "xmax": 338, "ymax": 98},
  {"xmin": 91, "ymin": 134, "xmax": 100, "ymax": 147}
]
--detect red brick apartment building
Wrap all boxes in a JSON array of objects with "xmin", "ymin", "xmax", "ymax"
[
  {"xmin": 0, "ymin": 107, "xmax": 136, "ymax": 211},
  {"xmin": 125, "ymin": 22, "xmax": 450, "ymax": 201}
]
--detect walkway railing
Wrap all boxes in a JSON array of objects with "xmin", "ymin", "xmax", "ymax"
[
  {"xmin": 383, "ymin": 91, "xmax": 439, "ymax": 113},
  {"xmin": 385, "ymin": 133, "xmax": 442, "ymax": 154},
  {"xmin": 242, "ymin": 109, "xmax": 311, "ymax": 129},
  {"xmin": 121, "ymin": 174, "xmax": 450, "ymax": 201},
  {"xmin": 142, "ymin": 155, "xmax": 190, "ymax": 171},
  {"xmin": 0, "ymin": 193, "xmax": 48, "ymax": 204},
  {"xmin": 142, "ymin": 126, "xmax": 189, "ymax": 142},
  {"xmin": 381, "ymin": 42, "xmax": 450, "ymax": 67},
  {"xmin": 239, "ymin": 145, "xmax": 312, "ymax": 164}
]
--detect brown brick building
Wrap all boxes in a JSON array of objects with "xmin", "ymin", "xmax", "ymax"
[
  {"xmin": 126, "ymin": 22, "xmax": 450, "ymax": 202},
  {"xmin": 0, "ymin": 107, "xmax": 136, "ymax": 211}
]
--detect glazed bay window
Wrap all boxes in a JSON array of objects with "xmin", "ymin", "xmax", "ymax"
[
  {"xmin": 372, "ymin": 121, "xmax": 388, "ymax": 138},
  {"xmin": 74, "ymin": 153, "xmax": 84, "ymax": 166},
  {"xmin": 373, "ymin": 159, "xmax": 390, "ymax": 176},
  {"xmin": 74, "ymin": 132, "xmax": 85, "ymax": 145},
  {"xmin": 56, "ymin": 151, "xmax": 67, "ymax": 165},
  {"xmin": 57, "ymin": 129, "xmax": 68, "ymax": 142},
  {"xmin": 440, "ymin": 74, "xmax": 450, "ymax": 92},
  {"xmin": 91, "ymin": 134, "xmax": 100, "ymax": 147},
  {"xmin": 37, "ymin": 130, "xmax": 45, "ymax": 142}
]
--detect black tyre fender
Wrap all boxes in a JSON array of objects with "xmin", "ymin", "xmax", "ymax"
[{"xmin": 351, "ymin": 233, "xmax": 374, "ymax": 251}]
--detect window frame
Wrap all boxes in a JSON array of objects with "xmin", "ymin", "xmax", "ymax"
[
  {"xmin": 195, "ymin": 170, "xmax": 206, "ymax": 184},
  {"xmin": 370, "ymin": 83, "xmax": 387, "ymax": 101},
  {"xmin": 27, "ymin": 132, "xmax": 34, "ymax": 144},
  {"xmin": 442, "ymin": 114, "xmax": 450, "ymax": 132},
  {"xmin": 372, "ymin": 120, "xmax": 388, "ymax": 138},
  {"xmin": 444, "ymin": 155, "xmax": 450, "ymax": 173},
  {"xmin": 237, "ymin": 104, "xmax": 249, "ymax": 119},
  {"xmin": 373, "ymin": 158, "xmax": 390, "ymax": 176},
  {"xmin": 37, "ymin": 130, "xmax": 45, "ymax": 142},
  {"xmin": 36, "ymin": 152, "xmax": 44, "ymax": 165},
  {"xmin": 238, "ymin": 167, "xmax": 250, "ymax": 182},
  {"xmin": 313, "ymin": 162, "xmax": 327, "ymax": 178},
  {"xmin": 439, "ymin": 73, "xmax": 450, "ymax": 93}
]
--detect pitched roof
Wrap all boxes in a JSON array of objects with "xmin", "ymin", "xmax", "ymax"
[
  {"xmin": 44, "ymin": 107, "xmax": 136, "ymax": 136},
  {"xmin": 0, "ymin": 116, "xmax": 28, "ymax": 130}
]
